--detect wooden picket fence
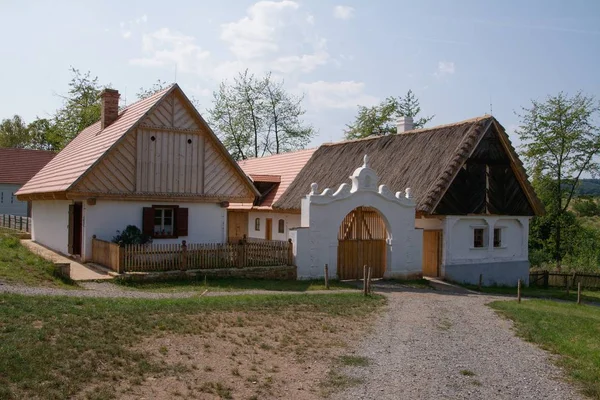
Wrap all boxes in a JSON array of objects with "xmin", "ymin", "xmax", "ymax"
[
  {"xmin": 530, "ymin": 270, "xmax": 600, "ymax": 289},
  {"xmin": 91, "ymin": 236, "xmax": 294, "ymax": 273},
  {"xmin": 0, "ymin": 214, "xmax": 31, "ymax": 233}
]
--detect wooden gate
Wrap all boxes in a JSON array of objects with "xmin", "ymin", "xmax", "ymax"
[
  {"xmin": 337, "ymin": 207, "xmax": 387, "ymax": 280},
  {"xmin": 422, "ymin": 230, "xmax": 442, "ymax": 277}
]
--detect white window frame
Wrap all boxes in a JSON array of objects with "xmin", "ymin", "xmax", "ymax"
[
  {"xmin": 471, "ymin": 225, "xmax": 488, "ymax": 249},
  {"xmin": 493, "ymin": 226, "xmax": 506, "ymax": 249},
  {"xmin": 153, "ymin": 207, "xmax": 175, "ymax": 237}
]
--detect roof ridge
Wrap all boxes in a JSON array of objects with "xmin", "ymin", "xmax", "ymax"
[
  {"xmin": 238, "ymin": 147, "xmax": 318, "ymax": 163},
  {"xmin": 322, "ymin": 115, "xmax": 493, "ymax": 147}
]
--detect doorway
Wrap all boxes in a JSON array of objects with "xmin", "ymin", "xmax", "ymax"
[
  {"xmin": 422, "ymin": 230, "xmax": 442, "ymax": 277},
  {"xmin": 68, "ymin": 202, "xmax": 83, "ymax": 256},
  {"xmin": 265, "ymin": 218, "xmax": 273, "ymax": 240},
  {"xmin": 337, "ymin": 206, "xmax": 387, "ymax": 280}
]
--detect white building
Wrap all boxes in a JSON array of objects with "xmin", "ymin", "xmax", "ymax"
[
  {"xmin": 17, "ymin": 85, "xmax": 258, "ymax": 261},
  {"xmin": 230, "ymin": 116, "xmax": 544, "ymax": 285}
]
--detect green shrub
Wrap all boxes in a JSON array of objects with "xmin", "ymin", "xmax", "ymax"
[{"xmin": 112, "ymin": 225, "xmax": 151, "ymax": 246}]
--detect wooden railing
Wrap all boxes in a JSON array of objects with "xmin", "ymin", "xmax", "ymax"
[
  {"xmin": 0, "ymin": 214, "xmax": 31, "ymax": 233},
  {"xmin": 91, "ymin": 237, "xmax": 294, "ymax": 273},
  {"xmin": 530, "ymin": 270, "xmax": 600, "ymax": 289},
  {"xmin": 91, "ymin": 236, "xmax": 123, "ymax": 273}
]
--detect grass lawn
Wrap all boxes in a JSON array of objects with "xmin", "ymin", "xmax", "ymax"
[
  {"xmin": 115, "ymin": 276, "xmax": 356, "ymax": 293},
  {"xmin": 0, "ymin": 233, "xmax": 74, "ymax": 288},
  {"xmin": 490, "ymin": 299, "xmax": 600, "ymax": 399},
  {"xmin": 463, "ymin": 284, "xmax": 600, "ymax": 303},
  {"xmin": 0, "ymin": 292, "xmax": 384, "ymax": 400}
]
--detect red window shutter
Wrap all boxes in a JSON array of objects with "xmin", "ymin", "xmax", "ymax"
[
  {"xmin": 176, "ymin": 208, "xmax": 189, "ymax": 237},
  {"xmin": 142, "ymin": 207, "xmax": 154, "ymax": 237}
]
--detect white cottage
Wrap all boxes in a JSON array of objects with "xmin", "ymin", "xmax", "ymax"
[
  {"xmin": 230, "ymin": 116, "xmax": 544, "ymax": 285},
  {"xmin": 17, "ymin": 85, "xmax": 258, "ymax": 261}
]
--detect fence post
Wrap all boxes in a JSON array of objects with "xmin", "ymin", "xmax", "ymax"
[
  {"xmin": 565, "ymin": 275, "xmax": 570, "ymax": 296},
  {"xmin": 180, "ymin": 240, "xmax": 188, "ymax": 271},
  {"xmin": 118, "ymin": 246, "xmax": 124, "ymax": 274},
  {"xmin": 287, "ymin": 238, "xmax": 294, "ymax": 266},
  {"xmin": 478, "ymin": 274, "xmax": 483, "ymax": 291},
  {"xmin": 324, "ymin": 264, "xmax": 329, "ymax": 289},
  {"xmin": 363, "ymin": 265, "xmax": 368, "ymax": 296},
  {"xmin": 367, "ymin": 267, "xmax": 372, "ymax": 295},
  {"xmin": 543, "ymin": 271, "xmax": 549, "ymax": 289},
  {"xmin": 517, "ymin": 279, "xmax": 522, "ymax": 303},
  {"xmin": 577, "ymin": 282, "xmax": 582, "ymax": 305}
]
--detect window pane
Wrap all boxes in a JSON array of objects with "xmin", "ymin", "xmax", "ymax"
[
  {"xmin": 474, "ymin": 228, "xmax": 485, "ymax": 248},
  {"xmin": 493, "ymin": 228, "xmax": 501, "ymax": 247}
]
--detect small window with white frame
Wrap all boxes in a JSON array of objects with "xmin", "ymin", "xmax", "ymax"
[
  {"xmin": 493, "ymin": 228, "xmax": 502, "ymax": 248},
  {"xmin": 255, "ymin": 218, "xmax": 260, "ymax": 231},
  {"xmin": 473, "ymin": 228, "xmax": 487, "ymax": 248},
  {"xmin": 154, "ymin": 207, "xmax": 174, "ymax": 237}
]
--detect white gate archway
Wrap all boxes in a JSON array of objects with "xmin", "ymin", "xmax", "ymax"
[{"xmin": 290, "ymin": 155, "xmax": 423, "ymax": 280}]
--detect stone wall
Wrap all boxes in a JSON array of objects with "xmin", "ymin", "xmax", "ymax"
[{"xmin": 119, "ymin": 265, "xmax": 297, "ymax": 282}]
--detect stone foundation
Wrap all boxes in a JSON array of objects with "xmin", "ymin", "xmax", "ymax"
[{"xmin": 119, "ymin": 265, "xmax": 297, "ymax": 282}]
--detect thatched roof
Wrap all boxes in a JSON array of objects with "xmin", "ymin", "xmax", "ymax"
[{"xmin": 273, "ymin": 115, "xmax": 543, "ymax": 215}]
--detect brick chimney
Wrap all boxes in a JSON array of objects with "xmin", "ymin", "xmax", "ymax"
[
  {"xmin": 100, "ymin": 88, "xmax": 120, "ymax": 129},
  {"xmin": 396, "ymin": 116, "xmax": 414, "ymax": 134}
]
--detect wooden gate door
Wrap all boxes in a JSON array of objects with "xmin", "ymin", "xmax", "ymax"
[
  {"xmin": 227, "ymin": 211, "xmax": 248, "ymax": 242},
  {"xmin": 265, "ymin": 218, "xmax": 273, "ymax": 240},
  {"xmin": 422, "ymin": 230, "xmax": 442, "ymax": 277},
  {"xmin": 337, "ymin": 207, "xmax": 387, "ymax": 280}
]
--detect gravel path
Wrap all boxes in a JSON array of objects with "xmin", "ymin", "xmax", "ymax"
[
  {"xmin": 0, "ymin": 280, "xmax": 351, "ymax": 299},
  {"xmin": 332, "ymin": 283, "xmax": 584, "ymax": 400}
]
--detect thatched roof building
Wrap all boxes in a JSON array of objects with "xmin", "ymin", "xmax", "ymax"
[{"xmin": 265, "ymin": 115, "xmax": 543, "ymax": 216}]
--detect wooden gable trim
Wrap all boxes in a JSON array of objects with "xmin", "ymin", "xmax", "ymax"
[
  {"xmin": 427, "ymin": 118, "xmax": 494, "ymax": 214},
  {"xmin": 491, "ymin": 120, "xmax": 545, "ymax": 216},
  {"xmin": 67, "ymin": 85, "xmax": 178, "ymax": 194},
  {"xmin": 173, "ymin": 87, "xmax": 259, "ymax": 199},
  {"xmin": 16, "ymin": 191, "xmax": 68, "ymax": 201},
  {"xmin": 64, "ymin": 190, "xmax": 254, "ymax": 203}
]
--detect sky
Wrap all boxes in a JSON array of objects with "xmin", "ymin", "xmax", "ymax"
[{"xmin": 1, "ymin": 0, "xmax": 600, "ymax": 149}]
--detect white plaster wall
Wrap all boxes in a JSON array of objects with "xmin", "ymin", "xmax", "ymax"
[
  {"xmin": 31, "ymin": 200, "xmax": 70, "ymax": 255},
  {"xmin": 247, "ymin": 211, "xmax": 301, "ymax": 241},
  {"xmin": 415, "ymin": 216, "xmax": 444, "ymax": 230},
  {"xmin": 83, "ymin": 200, "xmax": 226, "ymax": 261},
  {"xmin": 443, "ymin": 216, "xmax": 529, "ymax": 266},
  {"xmin": 297, "ymin": 190, "xmax": 422, "ymax": 279},
  {"xmin": 0, "ymin": 184, "xmax": 27, "ymax": 216}
]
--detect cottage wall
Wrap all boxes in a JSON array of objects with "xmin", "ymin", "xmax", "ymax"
[
  {"xmin": 31, "ymin": 200, "xmax": 70, "ymax": 255},
  {"xmin": 247, "ymin": 211, "xmax": 300, "ymax": 241},
  {"xmin": 442, "ymin": 215, "xmax": 530, "ymax": 286},
  {"xmin": 82, "ymin": 200, "xmax": 226, "ymax": 260},
  {"xmin": 0, "ymin": 183, "xmax": 27, "ymax": 216}
]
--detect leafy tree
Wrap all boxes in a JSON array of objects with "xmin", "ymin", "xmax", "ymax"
[
  {"xmin": 517, "ymin": 92, "xmax": 600, "ymax": 268},
  {"xmin": 27, "ymin": 118, "xmax": 59, "ymax": 150},
  {"xmin": 345, "ymin": 90, "xmax": 434, "ymax": 140},
  {"xmin": 52, "ymin": 67, "xmax": 103, "ymax": 148},
  {"xmin": 0, "ymin": 115, "xmax": 30, "ymax": 148},
  {"xmin": 209, "ymin": 70, "xmax": 314, "ymax": 160},
  {"xmin": 572, "ymin": 197, "xmax": 599, "ymax": 217},
  {"xmin": 136, "ymin": 79, "xmax": 170, "ymax": 100}
]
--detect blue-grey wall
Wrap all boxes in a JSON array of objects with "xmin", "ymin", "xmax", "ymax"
[
  {"xmin": 0, "ymin": 183, "xmax": 27, "ymax": 216},
  {"xmin": 444, "ymin": 261, "xmax": 530, "ymax": 287}
]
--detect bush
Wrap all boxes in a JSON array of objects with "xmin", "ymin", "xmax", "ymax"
[
  {"xmin": 112, "ymin": 225, "xmax": 151, "ymax": 246},
  {"xmin": 572, "ymin": 197, "xmax": 600, "ymax": 217}
]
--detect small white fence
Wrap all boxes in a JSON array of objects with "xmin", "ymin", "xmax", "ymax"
[{"xmin": 0, "ymin": 214, "xmax": 31, "ymax": 233}]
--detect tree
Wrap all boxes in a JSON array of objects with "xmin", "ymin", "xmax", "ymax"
[
  {"xmin": 263, "ymin": 73, "xmax": 314, "ymax": 154},
  {"xmin": 0, "ymin": 115, "xmax": 30, "ymax": 148},
  {"xmin": 209, "ymin": 70, "xmax": 314, "ymax": 160},
  {"xmin": 345, "ymin": 90, "xmax": 434, "ymax": 140},
  {"xmin": 50, "ymin": 67, "xmax": 103, "ymax": 149},
  {"xmin": 517, "ymin": 91, "xmax": 600, "ymax": 268},
  {"xmin": 137, "ymin": 79, "xmax": 170, "ymax": 100}
]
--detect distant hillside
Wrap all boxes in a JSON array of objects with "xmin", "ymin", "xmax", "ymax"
[{"xmin": 577, "ymin": 179, "xmax": 600, "ymax": 196}]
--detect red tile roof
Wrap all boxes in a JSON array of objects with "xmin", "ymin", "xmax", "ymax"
[
  {"xmin": 17, "ymin": 87, "xmax": 172, "ymax": 195},
  {"xmin": 0, "ymin": 148, "xmax": 56, "ymax": 185},
  {"xmin": 236, "ymin": 148, "xmax": 316, "ymax": 208}
]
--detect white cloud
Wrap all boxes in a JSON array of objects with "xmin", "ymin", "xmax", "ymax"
[
  {"xmin": 130, "ymin": 28, "xmax": 211, "ymax": 73},
  {"xmin": 306, "ymin": 14, "xmax": 315, "ymax": 24},
  {"xmin": 298, "ymin": 81, "xmax": 378, "ymax": 109},
  {"xmin": 434, "ymin": 61, "xmax": 455, "ymax": 78},
  {"xmin": 221, "ymin": 1, "xmax": 300, "ymax": 60},
  {"xmin": 333, "ymin": 5, "xmax": 354, "ymax": 20},
  {"xmin": 119, "ymin": 14, "xmax": 148, "ymax": 39}
]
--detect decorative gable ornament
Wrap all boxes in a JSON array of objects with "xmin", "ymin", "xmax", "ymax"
[{"xmin": 307, "ymin": 154, "xmax": 415, "ymax": 207}]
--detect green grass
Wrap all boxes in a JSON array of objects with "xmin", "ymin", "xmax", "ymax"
[
  {"xmin": 115, "ymin": 276, "xmax": 355, "ymax": 293},
  {"xmin": 338, "ymin": 355, "xmax": 370, "ymax": 367},
  {"xmin": 0, "ymin": 233, "xmax": 74, "ymax": 288},
  {"xmin": 490, "ymin": 299, "xmax": 600, "ymax": 399},
  {"xmin": 0, "ymin": 292, "xmax": 383, "ymax": 400},
  {"xmin": 464, "ymin": 284, "xmax": 600, "ymax": 303}
]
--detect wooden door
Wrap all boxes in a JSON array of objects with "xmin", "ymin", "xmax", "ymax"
[
  {"xmin": 68, "ymin": 203, "xmax": 83, "ymax": 256},
  {"xmin": 337, "ymin": 207, "xmax": 387, "ymax": 280},
  {"xmin": 422, "ymin": 230, "xmax": 442, "ymax": 277},
  {"xmin": 227, "ymin": 211, "xmax": 248, "ymax": 242},
  {"xmin": 265, "ymin": 218, "xmax": 273, "ymax": 240}
]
